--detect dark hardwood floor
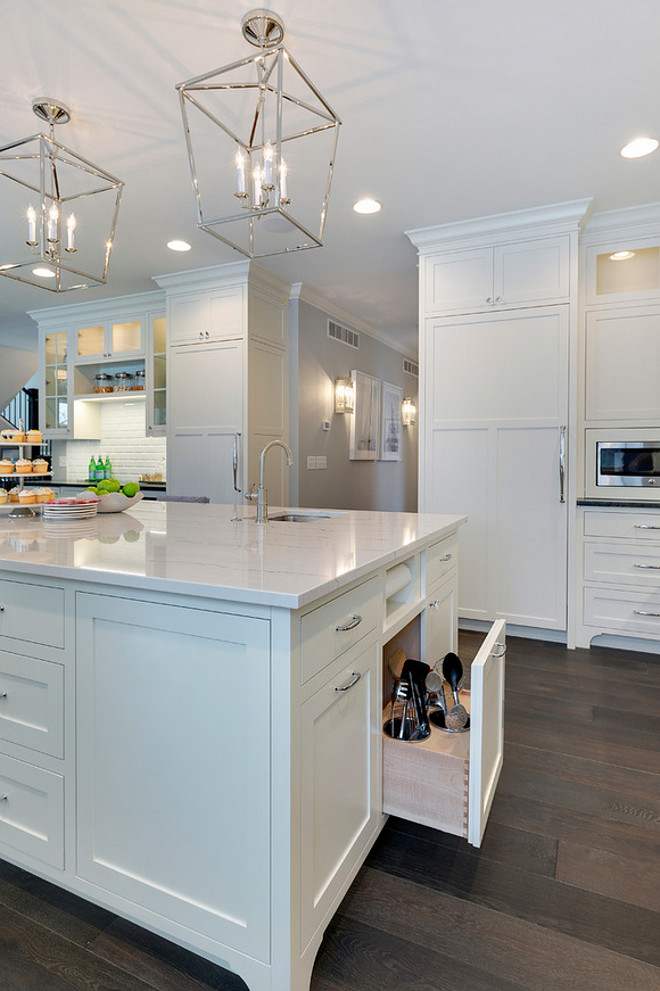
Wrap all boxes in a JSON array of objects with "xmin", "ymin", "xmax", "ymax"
[{"xmin": 0, "ymin": 634, "xmax": 658, "ymax": 990}]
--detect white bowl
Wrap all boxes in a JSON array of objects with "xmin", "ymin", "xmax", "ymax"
[{"xmin": 79, "ymin": 491, "xmax": 144, "ymax": 514}]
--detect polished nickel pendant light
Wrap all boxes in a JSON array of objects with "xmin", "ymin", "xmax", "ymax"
[
  {"xmin": 0, "ymin": 98, "xmax": 124, "ymax": 292},
  {"xmin": 176, "ymin": 8, "xmax": 341, "ymax": 258}
]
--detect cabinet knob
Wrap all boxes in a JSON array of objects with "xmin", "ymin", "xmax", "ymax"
[
  {"xmin": 0, "ymin": 604, "xmax": 4, "ymax": 611},
  {"xmin": 438, "ymin": 553, "xmax": 453, "ymax": 563},
  {"xmin": 486, "ymin": 297, "xmax": 494, "ymax": 304},
  {"xmin": 147, "ymin": 425, "xmax": 153, "ymax": 431},
  {"xmin": 0, "ymin": 795, "xmax": 7, "ymax": 802},
  {"xmin": 428, "ymin": 600, "xmax": 439, "ymax": 609},
  {"xmin": 0, "ymin": 692, "xmax": 6, "ymax": 699},
  {"xmin": 495, "ymin": 296, "xmax": 504, "ymax": 304},
  {"xmin": 205, "ymin": 331, "xmax": 210, "ymax": 338}
]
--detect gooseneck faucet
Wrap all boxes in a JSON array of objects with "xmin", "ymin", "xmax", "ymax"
[{"xmin": 246, "ymin": 440, "xmax": 294, "ymax": 523}]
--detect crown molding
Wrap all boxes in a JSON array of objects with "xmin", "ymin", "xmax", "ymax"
[
  {"xmin": 28, "ymin": 288, "xmax": 165, "ymax": 325},
  {"xmin": 290, "ymin": 282, "xmax": 417, "ymax": 359},
  {"xmin": 406, "ymin": 198, "xmax": 593, "ymax": 253},
  {"xmin": 581, "ymin": 202, "xmax": 660, "ymax": 244}
]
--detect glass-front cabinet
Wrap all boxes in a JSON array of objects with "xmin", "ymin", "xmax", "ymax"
[
  {"xmin": 75, "ymin": 319, "xmax": 144, "ymax": 362},
  {"xmin": 42, "ymin": 331, "xmax": 70, "ymax": 437},
  {"xmin": 147, "ymin": 314, "xmax": 167, "ymax": 436},
  {"xmin": 586, "ymin": 238, "xmax": 660, "ymax": 304}
]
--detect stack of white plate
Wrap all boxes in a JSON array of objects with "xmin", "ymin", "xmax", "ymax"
[{"xmin": 42, "ymin": 498, "xmax": 99, "ymax": 522}]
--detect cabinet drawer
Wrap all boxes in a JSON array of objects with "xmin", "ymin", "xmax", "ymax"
[
  {"xmin": 425, "ymin": 533, "xmax": 458, "ymax": 589},
  {"xmin": 301, "ymin": 576, "xmax": 381, "ymax": 684},
  {"xmin": 0, "ymin": 577, "xmax": 65, "ymax": 650},
  {"xmin": 0, "ymin": 651, "xmax": 64, "ymax": 757},
  {"xmin": 383, "ymin": 619, "xmax": 505, "ymax": 848},
  {"xmin": 584, "ymin": 511, "xmax": 660, "ymax": 541},
  {"xmin": 584, "ymin": 587, "xmax": 660, "ymax": 637},
  {"xmin": 0, "ymin": 753, "xmax": 64, "ymax": 868},
  {"xmin": 584, "ymin": 543, "xmax": 660, "ymax": 587}
]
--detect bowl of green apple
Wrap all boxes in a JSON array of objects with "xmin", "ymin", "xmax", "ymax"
[{"xmin": 81, "ymin": 479, "xmax": 143, "ymax": 513}]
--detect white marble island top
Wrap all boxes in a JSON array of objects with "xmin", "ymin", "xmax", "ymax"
[{"xmin": 0, "ymin": 502, "xmax": 466, "ymax": 608}]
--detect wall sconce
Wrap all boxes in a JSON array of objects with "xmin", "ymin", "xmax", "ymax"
[
  {"xmin": 402, "ymin": 397, "xmax": 416, "ymax": 426},
  {"xmin": 335, "ymin": 377, "xmax": 355, "ymax": 413}
]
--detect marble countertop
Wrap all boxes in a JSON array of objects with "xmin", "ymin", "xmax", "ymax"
[{"xmin": 0, "ymin": 502, "xmax": 466, "ymax": 609}]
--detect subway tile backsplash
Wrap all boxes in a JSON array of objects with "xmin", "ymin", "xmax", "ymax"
[{"xmin": 53, "ymin": 402, "xmax": 166, "ymax": 482}]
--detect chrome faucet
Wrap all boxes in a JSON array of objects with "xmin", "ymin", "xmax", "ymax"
[{"xmin": 246, "ymin": 440, "xmax": 294, "ymax": 523}]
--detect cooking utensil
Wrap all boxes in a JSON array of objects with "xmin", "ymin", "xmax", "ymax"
[
  {"xmin": 445, "ymin": 703, "xmax": 469, "ymax": 731},
  {"xmin": 401, "ymin": 659, "xmax": 430, "ymax": 738},
  {"xmin": 425, "ymin": 670, "xmax": 444, "ymax": 708},
  {"xmin": 442, "ymin": 652, "xmax": 463, "ymax": 706}
]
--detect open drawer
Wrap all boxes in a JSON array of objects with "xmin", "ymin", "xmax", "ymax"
[{"xmin": 382, "ymin": 619, "xmax": 505, "ymax": 848}]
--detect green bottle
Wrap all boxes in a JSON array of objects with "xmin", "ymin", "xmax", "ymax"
[
  {"xmin": 88, "ymin": 456, "xmax": 96, "ymax": 482},
  {"xmin": 104, "ymin": 456, "xmax": 112, "ymax": 481},
  {"xmin": 96, "ymin": 456, "xmax": 104, "ymax": 481}
]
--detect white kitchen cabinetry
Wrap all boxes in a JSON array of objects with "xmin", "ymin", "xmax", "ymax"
[
  {"xmin": 584, "ymin": 305, "xmax": 660, "ymax": 424},
  {"xmin": 408, "ymin": 202, "xmax": 588, "ymax": 633},
  {"xmin": 421, "ymin": 305, "xmax": 569, "ymax": 629},
  {"xmin": 146, "ymin": 314, "xmax": 167, "ymax": 436},
  {"xmin": 576, "ymin": 506, "xmax": 660, "ymax": 646},
  {"xmin": 585, "ymin": 237, "xmax": 660, "ymax": 306},
  {"xmin": 156, "ymin": 262, "xmax": 290, "ymax": 505},
  {"xmin": 73, "ymin": 318, "xmax": 144, "ymax": 362},
  {"xmin": 421, "ymin": 235, "xmax": 570, "ymax": 315}
]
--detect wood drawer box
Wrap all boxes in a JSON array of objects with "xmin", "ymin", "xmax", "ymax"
[
  {"xmin": 584, "ymin": 587, "xmax": 660, "ymax": 634},
  {"xmin": 0, "ymin": 577, "xmax": 65, "ymax": 650},
  {"xmin": 383, "ymin": 619, "xmax": 505, "ymax": 848},
  {"xmin": 425, "ymin": 533, "xmax": 458, "ymax": 589},
  {"xmin": 584, "ymin": 512, "xmax": 660, "ymax": 541},
  {"xmin": 300, "ymin": 576, "xmax": 381, "ymax": 684},
  {"xmin": 584, "ymin": 543, "xmax": 660, "ymax": 587},
  {"xmin": 0, "ymin": 752, "xmax": 64, "ymax": 868}
]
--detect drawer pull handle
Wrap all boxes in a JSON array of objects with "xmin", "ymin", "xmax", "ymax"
[
  {"xmin": 634, "ymin": 563, "xmax": 660, "ymax": 570},
  {"xmin": 634, "ymin": 524, "xmax": 660, "ymax": 530},
  {"xmin": 438, "ymin": 553, "xmax": 453, "ymax": 563},
  {"xmin": 0, "ymin": 692, "xmax": 6, "ymax": 699},
  {"xmin": 335, "ymin": 672, "xmax": 361, "ymax": 692},
  {"xmin": 492, "ymin": 642, "xmax": 507, "ymax": 657},
  {"xmin": 0, "ymin": 794, "xmax": 6, "ymax": 801},
  {"xmin": 0, "ymin": 605, "xmax": 4, "ymax": 611},
  {"xmin": 336, "ymin": 615, "xmax": 362, "ymax": 632},
  {"xmin": 633, "ymin": 610, "xmax": 660, "ymax": 617}
]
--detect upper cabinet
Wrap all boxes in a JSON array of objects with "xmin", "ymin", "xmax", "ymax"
[
  {"xmin": 42, "ymin": 331, "xmax": 70, "ymax": 437},
  {"xmin": 74, "ymin": 319, "xmax": 144, "ymax": 362},
  {"xmin": 585, "ymin": 237, "xmax": 660, "ymax": 306},
  {"xmin": 421, "ymin": 236, "xmax": 571, "ymax": 315},
  {"xmin": 167, "ymin": 287, "xmax": 244, "ymax": 346}
]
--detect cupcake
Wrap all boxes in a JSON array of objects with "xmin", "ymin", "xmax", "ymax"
[
  {"xmin": 18, "ymin": 490, "xmax": 35, "ymax": 505},
  {"xmin": 0, "ymin": 490, "xmax": 7, "ymax": 505},
  {"xmin": 34, "ymin": 487, "xmax": 54, "ymax": 503},
  {"xmin": 26, "ymin": 429, "xmax": 42, "ymax": 444},
  {"xmin": 10, "ymin": 431, "xmax": 25, "ymax": 443},
  {"xmin": 32, "ymin": 458, "xmax": 49, "ymax": 474},
  {"xmin": 15, "ymin": 459, "xmax": 32, "ymax": 474},
  {"xmin": 0, "ymin": 459, "xmax": 14, "ymax": 474},
  {"xmin": 8, "ymin": 486, "xmax": 20, "ymax": 503}
]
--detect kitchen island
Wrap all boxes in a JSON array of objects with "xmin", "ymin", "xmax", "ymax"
[{"xmin": 0, "ymin": 502, "xmax": 494, "ymax": 991}]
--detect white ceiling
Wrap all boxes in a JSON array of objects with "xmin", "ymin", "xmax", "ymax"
[{"xmin": 1, "ymin": 0, "xmax": 659, "ymax": 355}]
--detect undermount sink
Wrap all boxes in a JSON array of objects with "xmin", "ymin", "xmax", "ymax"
[{"xmin": 268, "ymin": 513, "xmax": 334, "ymax": 523}]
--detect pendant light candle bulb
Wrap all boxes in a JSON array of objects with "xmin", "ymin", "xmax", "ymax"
[
  {"xmin": 253, "ymin": 166, "xmax": 263, "ymax": 206},
  {"xmin": 47, "ymin": 203, "xmax": 59, "ymax": 242},
  {"xmin": 235, "ymin": 150, "xmax": 247, "ymax": 194},
  {"xmin": 26, "ymin": 205, "xmax": 37, "ymax": 244},
  {"xmin": 66, "ymin": 213, "xmax": 76, "ymax": 252}
]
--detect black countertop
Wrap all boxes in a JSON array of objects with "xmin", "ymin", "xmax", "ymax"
[
  {"xmin": 577, "ymin": 499, "xmax": 660, "ymax": 509},
  {"xmin": 51, "ymin": 478, "xmax": 167, "ymax": 491}
]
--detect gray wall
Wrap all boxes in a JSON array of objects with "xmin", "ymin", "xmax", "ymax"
[{"xmin": 291, "ymin": 299, "xmax": 418, "ymax": 512}]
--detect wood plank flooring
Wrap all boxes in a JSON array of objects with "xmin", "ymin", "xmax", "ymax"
[{"xmin": 0, "ymin": 634, "xmax": 658, "ymax": 990}]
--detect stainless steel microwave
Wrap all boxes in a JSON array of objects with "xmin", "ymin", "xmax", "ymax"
[{"xmin": 586, "ymin": 429, "xmax": 660, "ymax": 499}]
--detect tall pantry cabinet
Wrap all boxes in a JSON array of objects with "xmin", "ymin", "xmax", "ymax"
[
  {"xmin": 407, "ymin": 200, "xmax": 591, "ymax": 632},
  {"xmin": 154, "ymin": 262, "xmax": 291, "ymax": 505}
]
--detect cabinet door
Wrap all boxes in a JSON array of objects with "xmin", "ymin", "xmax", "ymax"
[
  {"xmin": 468, "ymin": 619, "xmax": 506, "ymax": 847},
  {"xmin": 423, "ymin": 247, "xmax": 493, "ymax": 313},
  {"xmin": 423, "ymin": 571, "xmax": 458, "ymax": 668},
  {"xmin": 167, "ymin": 294, "xmax": 210, "ymax": 345},
  {"xmin": 495, "ymin": 236, "xmax": 569, "ymax": 305},
  {"xmin": 146, "ymin": 315, "xmax": 166, "ymax": 436},
  {"xmin": 41, "ymin": 331, "xmax": 70, "ymax": 438},
  {"xmin": 300, "ymin": 639, "xmax": 380, "ymax": 948},
  {"xmin": 585, "ymin": 306, "xmax": 660, "ymax": 422},
  {"xmin": 76, "ymin": 594, "xmax": 272, "ymax": 961}
]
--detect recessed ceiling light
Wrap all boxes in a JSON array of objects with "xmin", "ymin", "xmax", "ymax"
[
  {"xmin": 353, "ymin": 198, "xmax": 381, "ymax": 215},
  {"xmin": 620, "ymin": 137, "xmax": 659, "ymax": 159},
  {"xmin": 32, "ymin": 267, "xmax": 55, "ymax": 278},
  {"xmin": 609, "ymin": 250, "xmax": 636, "ymax": 261},
  {"xmin": 167, "ymin": 239, "xmax": 192, "ymax": 251}
]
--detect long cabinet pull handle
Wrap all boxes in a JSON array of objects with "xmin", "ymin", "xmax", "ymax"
[
  {"xmin": 559, "ymin": 424, "xmax": 567, "ymax": 504},
  {"xmin": 335, "ymin": 672, "xmax": 361, "ymax": 692},
  {"xmin": 634, "ymin": 524, "xmax": 660, "ymax": 530},
  {"xmin": 633, "ymin": 563, "xmax": 660, "ymax": 570},
  {"xmin": 633, "ymin": 610, "xmax": 660, "ymax": 617},
  {"xmin": 336, "ymin": 614, "xmax": 362, "ymax": 632},
  {"xmin": 492, "ymin": 642, "xmax": 507, "ymax": 657}
]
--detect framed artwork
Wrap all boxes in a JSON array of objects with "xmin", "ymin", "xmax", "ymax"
[
  {"xmin": 380, "ymin": 381, "xmax": 403, "ymax": 461},
  {"xmin": 349, "ymin": 370, "xmax": 381, "ymax": 460}
]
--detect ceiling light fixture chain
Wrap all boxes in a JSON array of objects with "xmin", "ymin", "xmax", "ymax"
[{"xmin": 176, "ymin": 8, "xmax": 341, "ymax": 259}]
